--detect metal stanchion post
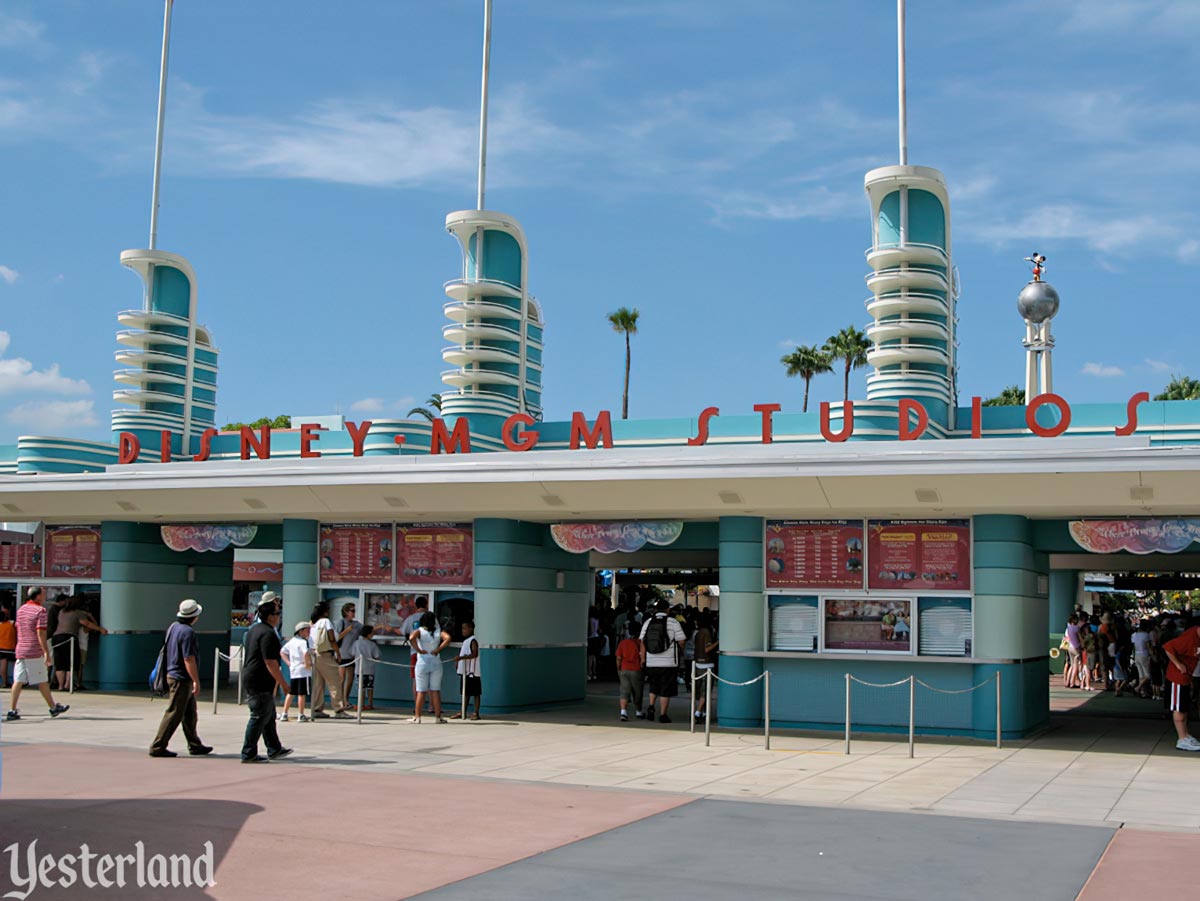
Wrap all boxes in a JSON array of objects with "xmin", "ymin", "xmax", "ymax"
[
  {"xmin": 68, "ymin": 638, "xmax": 76, "ymax": 695},
  {"xmin": 356, "ymin": 655, "xmax": 364, "ymax": 725},
  {"xmin": 844, "ymin": 673, "xmax": 851, "ymax": 755},
  {"xmin": 689, "ymin": 661, "xmax": 696, "ymax": 734},
  {"xmin": 704, "ymin": 669, "xmax": 712, "ymax": 747},
  {"xmin": 460, "ymin": 669, "xmax": 467, "ymax": 721},
  {"xmin": 908, "ymin": 675, "xmax": 915, "ymax": 759},
  {"xmin": 236, "ymin": 648, "xmax": 245, "ymax": 707},
  {"xmin": 764, "ymin": 670, "xmax": 771, "ymax": 751},
  {"xmin": 995, "ymin": 671, "xmax": 1002, "ymax": 749},
  {"xmin": 212, "ymin": 648, "xmax": 220, "ymax": 715}
]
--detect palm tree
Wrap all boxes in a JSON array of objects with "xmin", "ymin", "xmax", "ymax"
[
  {"xmin": 1154, "ymin": 375, "xmax": 1200, "ymax": 401},
  {"xmin": 982, "ymin": 386, "xmax": 1026, "ymax": 407},
  {"xmin": 780, "ymin": 345, "xmax": 833, "ymax": 413},
  {"xmin": 823, "ymin": 325, "xmax": 871, "ymax": 403},
  {"xmin": 607, "ymin": 306, "xmax": 640, "ymax": 419},
  {"xmin": 406, "ymin": 393, "xmax": 443, "ymax": 421}
]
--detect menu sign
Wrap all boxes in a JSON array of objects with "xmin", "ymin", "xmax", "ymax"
[
  {"xmin": 867, "ymin": 519, "xmax": 971, "ymax": 591},
  {"xmin": 0, "ymin": 541, "xmax": 41, "ymax": 578},
  {"xmin": 318, "ymin": 523, "xmax": 393, "ymax": 584},
  {"xmin": 396, "ymin": 523, "xmax": 473, "ymax": 586},
  {"xmin": 45, "ymin": 526, "xmax": 102, "ymax": 580},
  {"xmin": 765, "ymin": 520, "xmax": 864, "ymax": 589}
]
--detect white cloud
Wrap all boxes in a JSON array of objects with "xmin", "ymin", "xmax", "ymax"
[
  {"xmin": 1145, "ymin": 358, "xmax": 1174, "ymax": 372},
  {"xmin": 1177, "ymin": 239, "xmax": 1200, "ymax": 262},
  {"xmin": 349, "ymin": 397, "xmax": 385, "ymax": 413},
  {"xmin": 0, "ymin": 331, "xmax": 90, "ymax": 396},
  {"xmin": 0, "ymin": 265, "xmax": 18, "ymax": 284},
  {"xmin": 971, "ymin": 204, "xmax": 1177, "ymax": 255},
  {"xmin": 1082, "ymin": 362, "xmax": 1125, "ymax": 377},
  {"xmin": 0, "ymin": 12, "xmax": 43, "ymax": 49},
  {"xmin": 6, "ymin": 400, "xmax": 97, "ymax": 432},
  {"xmin": 1058, "ymin": 1, "xmax": 1200, "ymax": 36}
]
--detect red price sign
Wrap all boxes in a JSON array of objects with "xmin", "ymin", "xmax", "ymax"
[
  {"xmin": 765, "ymin": 520, "xmax": 865, "ymax": 590},
  {"xmin": 0, "ymin": 541, "xmax": 41, "ymax": 578},
  {"xmin": 44, "ymin": 526, "xmax": 102, "ymax": 580},
  {"xmin": 396, "ymin": 523, "xmax": 473, "ymax": 586},
  {"xmin": 866, "ymin": 519, "xmax": 971, "ymax": 591},
  {"xmin": 318, "ymin": 524, "xmax": 393, "ymax": 584}
]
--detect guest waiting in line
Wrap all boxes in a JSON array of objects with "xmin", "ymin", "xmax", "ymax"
[
  {"xmin": 452, "ymin": 620, "xmax": 481, "ymax": 720},
  {"xmin": 279, "ymin": 621, "xmax": 312, "ymax": 722},
  {"xmin": 352, "ymin": 624, "xmax": 381, "ymax": 711},
  {"xmin": 334, "ymin": 602, "xmax": 363, "ymax": 707},
  {"xmin": 410, "ymin": 611, "xmax": 450, "ymax": 724},
  {"xmin": 309, "ymin": 600, "xmax": 350, "ymax": 719},
  {"xmin": 693, "ymin": 612, "xmax": 719, "ymax": 723}
]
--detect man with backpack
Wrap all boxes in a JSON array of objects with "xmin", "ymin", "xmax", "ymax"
[
  {"xmin": 149, "ymin": 599, "xmax": 213, "ymax": 758},
  {"xmin": 640, "ymin": 600, "xmax": 685, "ymax": 723}
]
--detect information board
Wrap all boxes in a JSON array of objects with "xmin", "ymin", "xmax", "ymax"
[
  {"xmin": 866, "ymin": 519, "xmax": 971, "ymax": 591},
  {"xmin": 396, "ymin": 523, "xmax": 473, "ymax": 586},
  {"xmin": 318, "ymin": 523, "xmax": 393, "ymax": 584},
  {"xmin": 0, "ymin": 541, "xmax": 41, "ymax": 578},
  {"xmin": 765, "ymin": 520, "xmax": 864, "ymax": 590},
  {"xmin": 44, "ymin": 526, "xmax": 102, "ymax": 580}
]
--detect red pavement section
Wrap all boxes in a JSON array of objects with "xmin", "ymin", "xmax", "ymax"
[
  {"xmin": 1077, "ymin": 829, "xmax": 1200, "ymax": 900},
  {"xmin": 1, "ymin": 744, "xmax": 693, "ymax": 900}
]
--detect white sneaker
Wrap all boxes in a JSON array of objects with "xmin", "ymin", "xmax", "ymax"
[
  {"xmin": 278, "ymin": 714, "xmax": 289, "ymax": 722},
  {"xmin": 1176, "ymin": 736, "xmax": 1200, "ymax": 752}
]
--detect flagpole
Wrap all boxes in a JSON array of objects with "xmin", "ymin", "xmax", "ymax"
[
  {"xmin": 476, "ymin": 0, "xmax": 492, "ymax": 211},
  {"xmin": 897, "ymin": 0, "xmax": 908, "ymax": 165},
  {"xmin": 149, "ymin": 0, "xmax": 174, "ymax": 251}
]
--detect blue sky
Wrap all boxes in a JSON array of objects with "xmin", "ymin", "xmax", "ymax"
[{"xmin": 1, "ymin": 0, "xmax": 1197, "ymax": 441}]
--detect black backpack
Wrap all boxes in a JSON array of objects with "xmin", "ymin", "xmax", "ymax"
[
  {"xmin": 149, "ymin": 624, "xmax": 173, "ymax": 697},
  {"xmin": 643, "ymin": 616, "xmax": 670, "ymax": 655}
]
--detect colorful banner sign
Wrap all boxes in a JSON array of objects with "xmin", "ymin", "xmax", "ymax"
[
  {"xmin": 162, "ymin": 524, "xmax": 258, "ymax": 553},
  {"xmin": 550, "ymin": 521, "xmax": 683, "ymax": 554},
  {"xmin": 1069, "ymin": 519, "xmax": 1200, "ymax": 555},
  {"xmin": 867, "ymin": 519, "xmax": 971, "ymax": 591},
  {"xmin": 319, "ymin": 523, "xmax": 392, "ymax": 584},
  {"xmin": 824, "ymin": 598, "xmax": 912, "ymax": 653},
  {"xmin": 44, "ymin": 526, "xmax": 101, "ymax": 580},
  {"xmin": 0, "ymin": 541, "xmax": 41, "ymax": 578},
  {"xmin": 765, "ymin": 520, "xmax": 864, "ymax": 589},
  {"xmin": 395, "ymin": 524, "xmax": 473, "ymax": 586}
]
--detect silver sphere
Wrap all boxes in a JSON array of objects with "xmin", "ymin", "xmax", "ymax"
[{"xmin": 1017, "ymin": 280, "xmax": 1060, "ymax": 324}]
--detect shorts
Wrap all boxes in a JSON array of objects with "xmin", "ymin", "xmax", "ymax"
[
  {"xmin": 464, "ymin": 674, "xmax": 482, "ymax": 698},
  {"xmin": 587, "ymin": 636, "xmax": 604, "ymax": 657},
  {"xmin": 1135, "ymin": 654, "xmax": 1151, "ymax": 679},
  {"xmin": 645, "ymin": 666, "xmax": 678, "ymax": 698},
  {"xmin": 52, "ymin": 639, "xmax": 73, "ymax": 672},
  {"xmin": 0, "ymin": 648, "xmax": 15, "ymax": 662},
  {"xmin": 77, "ymin": 630, "xmax": 89, "ymax": 652},
  {"xmin": 1168, "ymin": 682, "xmax": 1191, "ymax": 713},
  {"xmin": 414, "ymin": 660, "xmax": 443, "ymax": 693},
  {"xmin": 289, "ymin": 676, "xmax": 310, "ymax": 697},
  {"xmin": 14, "ymin": 657, "xmax": 48, "ymax": 687},
  {"xmin": 361, "ymin": 674, "xmax": 376, "ymax": 690},
  {"xmin": 618, "ymin": 669, "xmax": 643, "ymax": 704}
]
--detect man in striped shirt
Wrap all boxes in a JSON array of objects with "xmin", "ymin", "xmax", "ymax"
[{"xmin": 6, "ymin": 587, "xmax": 69, "ymax": 721}]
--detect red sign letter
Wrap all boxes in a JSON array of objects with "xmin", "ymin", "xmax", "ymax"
[
  {"xmin": 1115, "ymin": 391, "xmax": 1150, "ymax": 436},
  {"xmin": 1026, "ymin": 393, "xmax": 1071, "ymax": 437},
  {"xmin": 502, "ymin": 414, "xmax": 539, "ymax": 451},
  {"xmin": 688, "ymin": 406, "xmax": 720, "ymax": 447},
  {"xmin": 240, "ymin": 426, "xmax": 271, "ymax": 460},
  {"xmin": 192, "ymin": 428, "xmax": 218, "ymax": 462},
  {"xmin": 431, "ymin": 418, "xmax": 472, "ymax": 454},
  {"xmin": 971, "ymin": 396, "xmax": 983, "ymax": 439},
  {"xmin": 569, "ymin": 411, "xmax": 614, "ymax": 449},
  {"xmin": 820, "ymin": 402, "xmax": 854, "ymax": 442},
  {"xmin": 898, "ymin": 399, "xmax": 929, "ymax": 441},
  {"xmin": 118, "ymin": 432, "xmax": 141, "ymax": 464},
  {"xmin": 346, "ymin": 420, "xmax": 373, "ymax": 457},
  {"xmin": 753, "ymin": 403, "xmax": 781, "ymax": 444},
  {"xmin": 160, "ymin": 430, "xmax": 173, "ymax": 463},
  {"xmin": 299, "ymin": 423, "xmax": 323, "ymax": 459}
]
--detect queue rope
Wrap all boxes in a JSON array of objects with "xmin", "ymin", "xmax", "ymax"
[
  {"xmin": 914, "ymin": 675, "xmax": 997, "ymax": 695},
  {"xmin": 847, "ymin": 676, "xmax": 911, "ymax": 689}
]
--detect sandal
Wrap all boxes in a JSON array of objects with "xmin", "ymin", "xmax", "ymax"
[
  {"xmin": 470, "ymin": 714, "xmax": 481, "ymax": 721},
  {"xmin": 448, "ymin": 712, "xmax": 464, "ymax": 719}
]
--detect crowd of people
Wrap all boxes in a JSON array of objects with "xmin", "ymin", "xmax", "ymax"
[
  {"xmin": 588, "ymin": 596, "xmax": 720, "ymax": 725},
  {"xmin": 1061, "ymin": 607, "xmax": 1200, "ymax": 751}
]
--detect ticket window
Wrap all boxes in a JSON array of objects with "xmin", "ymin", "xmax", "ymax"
[{"xmin": 0, "ymin": 584, "xmax": 15, "ymax": 618}]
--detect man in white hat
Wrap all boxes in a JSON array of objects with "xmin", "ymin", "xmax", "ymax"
[{"xmin": 149, "ymin": 599, "xmax": 213, "ymax": 757}]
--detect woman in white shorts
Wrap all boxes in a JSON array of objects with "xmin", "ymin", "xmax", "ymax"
[{"xmin": 410, "ymin": 611, "xmax": 450, "ymax": 723}]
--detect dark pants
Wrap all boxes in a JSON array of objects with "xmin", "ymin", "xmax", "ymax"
[
  {"xmin": 242, "ymin": 690, "xmax": 283, "ymax": 760},
  {"xmin": 150, "ymin": 678, "xmax": 204, "ymax": 754}
]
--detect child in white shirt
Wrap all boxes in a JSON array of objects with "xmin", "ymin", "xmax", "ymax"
[
  {"xmin": 352, "ymin": 625, "xmax": 382, "ymax": 711},
  {"xmin": 280, "ymin": 622, "xmax": 313, "ymax": 722}
]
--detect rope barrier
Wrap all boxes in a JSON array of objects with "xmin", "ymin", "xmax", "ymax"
[
  {"xmin": 914, "ymin": 676, "xmax": 996, "ymax": 695},
  {"xmin": 689, "ymin": 665, "xmax": 770, "ymax": 750},
  {"xmin": 847, "ymin": 675, "xmax": 911, "ymax": 689}
]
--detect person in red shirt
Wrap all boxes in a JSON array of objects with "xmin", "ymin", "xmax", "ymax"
[
  {"xmin": 615, "ymin": 624, "xmax": 644, "ymax": 722},
  {"xmin": 1162, "ymin": 624, "xmax": 1200, "ymax": 752}
]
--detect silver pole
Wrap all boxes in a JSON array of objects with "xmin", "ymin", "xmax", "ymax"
[
  {"xmin": 149, "ymin": 0, "xmax": 174, "ymax": 250},
  {"xmin": 689, "ymin": 660, "xmax": 696, "ymax": 734},
  {"xmin": 211, "ymin": 647, "xmax": 219, "ymax": 715},
  {"xmin": 476, "ymin": 0, "xmax": 492, "ymax": 210},
  {"xmin": 356, "ymin": 655, "xmax": 364, "ymax": 725},
  {"xmin": 704, "ymin": 669, "xmax": 712, "ymax": 748},
  {"xmin": 908, "ymin": 675, "xmax": 915, "ymax": 759},
  {"xmin": 461, "ymin": 669, "xmax": 467, "ymax": 721},
  {"xmin": 763, "ymin": 670, "xmax": 771, "ymax": 751},
  {"xmin": 236, "ymin": 648, "xmax": 244, "ymax": 706},
  {"xmin": 68, "ymin": 638, "xmax": 75, "ymax": 695},
  {"xmin": 995, "ymin": 671, "xmax": 1002, "ymax": 749},
  {"xmin": 844, "ymin": 673, "xmax": 851, "ymax": 755},
  {"xmin": 897, "ymin": 0, "xmax": 908, "ymax": 166}
]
